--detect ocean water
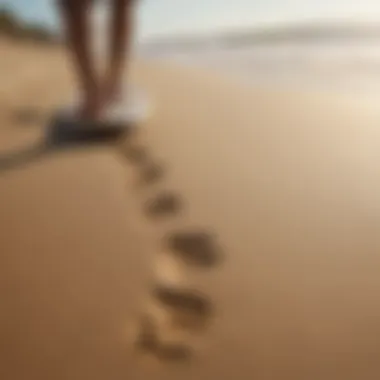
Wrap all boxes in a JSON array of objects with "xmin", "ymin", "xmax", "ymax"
[{"xmin": 138, "ymin": 35, "xmax": 380, "ymax": 94}]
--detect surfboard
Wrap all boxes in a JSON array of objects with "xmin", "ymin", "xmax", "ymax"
[{"xmin": 50, "ymin": 84, "xmax": 151, "ymax": 143}]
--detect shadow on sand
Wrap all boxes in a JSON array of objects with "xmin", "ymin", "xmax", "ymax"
[
  {"xmin": 9, "ymin": 106, "xmax": 47, "ymax": 127},
  {"xmin": 0, "ymin": 115, "xmax": 135, "ymax": 173}
]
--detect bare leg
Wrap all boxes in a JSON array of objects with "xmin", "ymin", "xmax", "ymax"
[
  {"xmin": 102, "ymin": 0, "xmax": 135, "ymax": 104},
  {"xmin": 58, "ymin": 0, "xmax": 101, "ymax": 120}
]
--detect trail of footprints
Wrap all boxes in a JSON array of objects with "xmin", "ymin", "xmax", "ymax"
[{"xmin": 122, "ymin": 140, "xmax": 223, "ymax": 363}]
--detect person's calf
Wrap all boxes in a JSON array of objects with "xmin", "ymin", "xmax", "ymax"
[
  {"xmin": 57, "ymin": 0, "xmax": 91, "ymax": 14},
  {"xmin": 58, "ymin": 0, "xmax": 102, "ymax": 120},
  {"xmin": 101, "ymin": 0, "xmax": 135, "ymax": 105}
]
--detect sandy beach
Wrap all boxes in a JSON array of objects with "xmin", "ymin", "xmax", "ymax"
[{"xmin": 1, "ymin": 37, "xmax": 380, "ymax": 379}]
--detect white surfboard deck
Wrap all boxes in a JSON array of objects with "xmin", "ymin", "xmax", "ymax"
[
  {"xmin": 74, "ymin": 84, "xmax": 149, "ymax": 122},
  {"xmin": 53, "ymin": 85, "xmax": 151, "ymax": 141},
  {"xmin": 47, "ymin": 85, "xmax": 152, "ymax": 145}
]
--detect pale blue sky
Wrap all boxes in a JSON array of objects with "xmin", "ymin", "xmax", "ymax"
[{"xmin": 3, "ymin": 0, "xmax": 380, "ymax": 39}]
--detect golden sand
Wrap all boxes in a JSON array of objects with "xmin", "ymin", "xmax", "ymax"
[{"xmin": 1, "ymin": 38, "xmax": 380, "ymax": 379}]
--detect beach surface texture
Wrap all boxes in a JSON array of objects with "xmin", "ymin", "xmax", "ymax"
[{"xmin": 1, "ymin": 38, "xmax": 380, "ymax": 379}]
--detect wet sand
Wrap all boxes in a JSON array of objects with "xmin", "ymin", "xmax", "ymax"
[{"xmin": 1, "ymin": 38, "xmax": 380, "ymax": 379}]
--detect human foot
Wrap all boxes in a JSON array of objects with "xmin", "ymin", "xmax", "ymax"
[
  {"xmin": 77, "ymin": 92, "xmax": 104, "ymax": 121},
  {"xmin": 101, "ymin": 77, "xmax": 123, "ymax": 107}
]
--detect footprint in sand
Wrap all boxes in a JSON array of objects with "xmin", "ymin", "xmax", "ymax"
[
  {"xmin": 166, "ymin": 230, "xmax": 223, "ymax": 268},
  {"xmin": 119, "ymin": 138, "xmax": 223, "ymax": 362},
  {"xmin": 152, "ymin": 285, "xmax": 213, "ymax": 331},
  {"xmin": 121, "ymin": 141, "xmax": 165, "ymax": 187},
  {"xmin": 133, "ymin": 233, "xmax": 219, "ymax": 363},
  {"xmin": 123, "ymin": 144, "xmax": 149, "ymax": 165},
  {"xmin": 135, "ymin": 313, "xmax": 193, "ymax": 362},
  {"xmin": 140, "ymin": 161, "xmax": 165, "ymax": 186},
  {"xmin": 152, "ymin": 286, "xmax": 212, "ymax": 320},
  {"xmin": 144, "ymin": 191, "xmax": 183, "ymax": 218}
]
